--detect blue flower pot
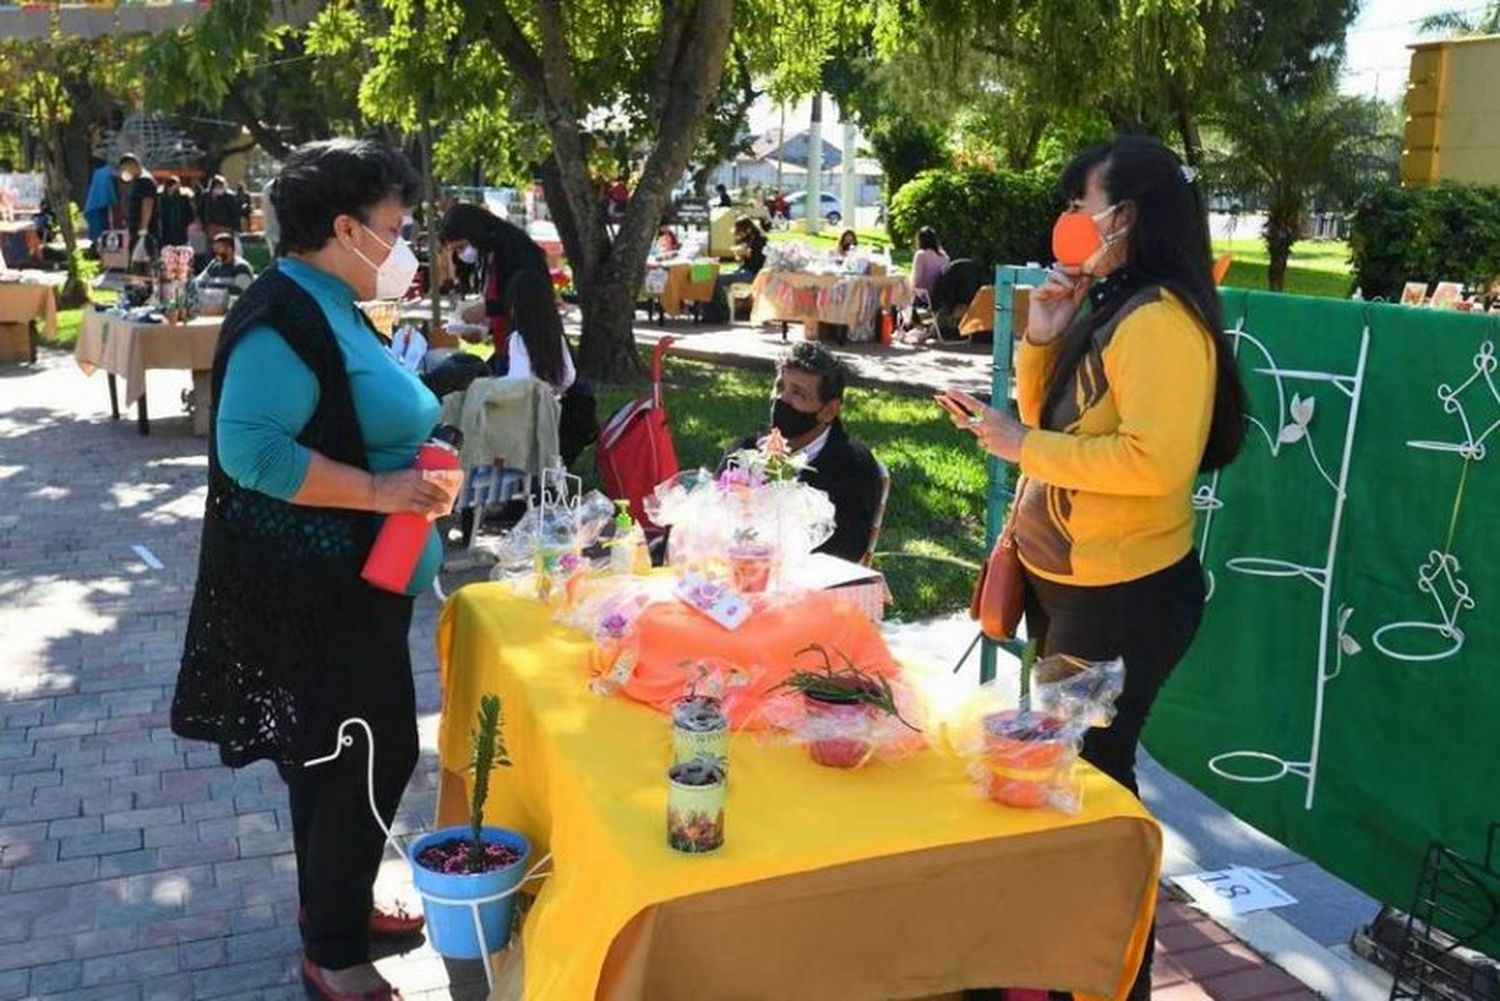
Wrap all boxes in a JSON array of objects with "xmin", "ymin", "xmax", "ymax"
[{"xmin": 409, "ymin": 825, "xmax": 531, "ymax": 960}]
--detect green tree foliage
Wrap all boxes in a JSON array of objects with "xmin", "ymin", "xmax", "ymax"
[
  {"xmin": 1421, "ymin": 3, "xmax": 1500, "ymax": 35},
  {"xmin": 1349, "ymin": 183, "xmax": 1500, "ymax": 300},
  {"xmin": 1208, "ymin": 87, "xmax": 1396, "ymax": 290},
  {"xmin": 0, "ymin": 27, "xmax": 140, "ymax": 306},
  {"xmin": 887, "ymin": 166, "xmax": 1060, "ymax": 270},
  {"xmin": 140, "ymin": 0, "xmax": 366, "ymax": 160}
]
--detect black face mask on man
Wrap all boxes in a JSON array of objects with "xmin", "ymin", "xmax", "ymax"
[{"xmin": 770, "ymin": 397, "xmax": 823, "ymax": 440}]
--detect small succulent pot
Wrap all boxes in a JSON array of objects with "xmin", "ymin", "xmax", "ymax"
[
  {"xmin": 727, "ymin": 541, "xmax": 776, "ymax": 594},
  {"xmin": 981, "ymin": 710, "xmax": 1072, "ymax": 809},
  {"xmin": 671, "ymin": 696, "xmax": 729, "ymax": 768},
  {"xmin": 667, "ymin": 758, "xmax": 726, "ymax": 854},
  {"xmin": 803, "ymin": 689, "xmax": 874, "ymax": 769}
]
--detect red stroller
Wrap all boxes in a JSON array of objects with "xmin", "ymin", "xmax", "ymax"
[{"xmin": 597, "ymin": 336, "xmax": 679, "ymax": 538}]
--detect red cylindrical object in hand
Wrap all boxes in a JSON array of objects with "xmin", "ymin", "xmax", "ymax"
[{"xmin": 361, "ymin": 439, "xmax": 461, "ymax": 593}]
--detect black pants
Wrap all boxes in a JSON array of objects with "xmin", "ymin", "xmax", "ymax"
[
  {"xmin": 277, "ymin": 592, "xmax": 420, "ymax": 970},
  {"xmin": 1021, "ymin": 552, "xmax": 1206, "ymax": 1001}
]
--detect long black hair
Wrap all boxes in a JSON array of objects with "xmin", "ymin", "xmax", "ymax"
[
  {"xmin": 1042, "ymin": 135, "xmax": 1246, "ymax": 472},
  {"xmin": 504, "ymin": 270, "xmax": 568, "ymax": 390},
  {"xmin": 438, "ymin": 203, "xmax": 549, "ymax": 283}
]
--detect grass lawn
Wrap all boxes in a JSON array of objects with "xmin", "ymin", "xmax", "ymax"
[
  {"xmin": 579, "ymin": 357, "xmax": 986, "ymax": 622},
  {"xmin": 1211, "ymin": 238, "xmax": 1353, "ymax": 299}
]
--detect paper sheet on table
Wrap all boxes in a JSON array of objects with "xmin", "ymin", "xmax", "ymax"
[
  {"xmin": 782, "ymin": 552, "xmax": 881, "ymax": 589},
  {"xmin": 1170, "ymin": 866, "xmax": 1297, "ymax": 918}
]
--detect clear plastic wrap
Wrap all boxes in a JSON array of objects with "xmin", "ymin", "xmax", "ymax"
[
  {"xmin": 757, "ymin": 644, "xmax": 927, "ymax": 768},
  {"xmin": 946, "ymin": 655, "xmax": 1126, "ymax": 813},
  {"xmin": 643, "ymin": 437, "xmax": 836, "ymax": 589}
]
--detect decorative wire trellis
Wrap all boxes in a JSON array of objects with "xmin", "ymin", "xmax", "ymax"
[{"xmin": 1389, "ymin": 822, "xmax": 1500, "ymax": 1001}]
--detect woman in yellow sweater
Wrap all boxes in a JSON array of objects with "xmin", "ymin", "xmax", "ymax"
[{"xmin": 942, "ymin": 136, "xmax": 1246, "ymax": 1000}]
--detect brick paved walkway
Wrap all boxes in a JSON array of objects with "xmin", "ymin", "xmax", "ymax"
[{"xmin": 1, "ymin": 347, "xmax": 1318, "ymax": 1000}]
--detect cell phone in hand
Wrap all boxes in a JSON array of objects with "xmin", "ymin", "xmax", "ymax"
[{"xmin": 934, "ymin": 392, "xmax": 976, "ymax": 420}]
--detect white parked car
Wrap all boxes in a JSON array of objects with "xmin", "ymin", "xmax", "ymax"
[{"xmin": 785, "ymin": 191, "xmax": 843, "ymax": 226}]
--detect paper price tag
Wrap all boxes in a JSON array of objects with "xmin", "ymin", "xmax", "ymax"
[{"xmin": 1170, "ymin": 866, "xmax": 1298, "ymax": 919}]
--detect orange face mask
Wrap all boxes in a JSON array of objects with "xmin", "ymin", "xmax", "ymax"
[{"xmin": 1051, "ymin": 205, "xmax": 1125, "ymax": 271}]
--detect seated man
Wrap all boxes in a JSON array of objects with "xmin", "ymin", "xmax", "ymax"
[
  {"xmin": 193, "ymin": 233, "xmax": 255, "ymax": 295},
  {"xmin": 729, "ymin": 342, "xmax": 884, "ymax": 564}
]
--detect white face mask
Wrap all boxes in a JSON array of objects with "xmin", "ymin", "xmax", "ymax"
[
  {"xmin": 352, "ymin": 224, "xmax": 420, "ymax": 299},
  {"xmin": 458, "ymin": 244, "xmax": 478, "ymax": 265}
]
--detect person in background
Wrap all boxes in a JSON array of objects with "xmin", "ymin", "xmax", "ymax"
[
  {"xmin": 505, "ymin": 269, "xmax": 598, "ymax": 468},
  {"xmin": 772, "ymin": 189, "xmax": 790, "ymax": 220},
  {"xmin": 156, "ymin": 176, "xmax": 195, "ymax": 247},
  {"xmin": 715, "ymin": 183, "xmax": 732, "ymax": 208},
  {"xmin": 261, "ymin": 177, "xmax": 280, "ymax": 256},
  {"xmin": 438, "ymin": 202, "xmax": 550, "ymax": 375},
  {"xmin": 83, "ymin": 157, "xmax": 117, "ymax": 243},
  {"xmin": 119, "ymin": 154, "xmax": 157, "ymax": 266},
  {"xmin": 194, "ymin": 232, "xmax": 256, "ymax": 294},
  {"xmin": 173, "ymin": 138, "xmax": 458, "ymax": 1001},
  {"xmin": 653, "ymin": 225, "xmax": 681, "ymax": 259},
  {"xmin": 910, "ymin": 225, "xmax": 949, "ymax": 298},
  {"xmin": 235, "ymin": 183, "xmax": 254, "ymax": 232},
  {"xmin": 835, "ymin": 228, "xmax": 858, "ymax": 258},
  {"xmin": 940, "ymin": 135, "xmax": 1247, "ymax": 1001},
  {"xmin": 501, "ymin": 270, "xmax": 575, "ymax": 396},
  {"xmin": 711, "ymin": 215, "xmax": 768, "ymax": 319},
  {"xmin": 605, "ymin": 173, "xmax": 629, "ymax": 223},
  {"xmin": 201, "ymin": 175, "xmax": 241, "ymax": 240},
  {"xmin": 727, "ymin": 342, "xmax": 884, "ymax": 564}
]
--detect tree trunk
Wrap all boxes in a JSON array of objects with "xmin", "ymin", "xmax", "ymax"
[
  {"xmin": 40, "ymin": 118, "xmax": 86, "ymax": 308},
  {"xmin": 493, "ymin": 0, "xmax": 735, "ymax": 384},
  {"xmin": 1170, "ymin": 79, "xmax": 1203, "ymax": 167},
  {"xmin": 1263, "ymin": 212, "xmax": 1298, "ymax": 292}
]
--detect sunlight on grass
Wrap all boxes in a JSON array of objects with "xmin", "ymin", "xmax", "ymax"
[{"xmin": 1212, "ymin": 239, "xmax": 1353, "ymax": 298}]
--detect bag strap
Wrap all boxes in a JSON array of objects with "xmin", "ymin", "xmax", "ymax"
[{"xmin": 999, "ymin": 477, "xmax": 1028, "ymax": 544}]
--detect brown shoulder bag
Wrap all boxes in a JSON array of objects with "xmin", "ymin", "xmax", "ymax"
[{"xmin": 970, "ymin": 480, "xmax": 1028, "ymax": 641}]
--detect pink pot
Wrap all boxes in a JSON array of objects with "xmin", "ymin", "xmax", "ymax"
[{"xmin": 804, "ymin": 694, "xmax": 872, "ymax": 768}]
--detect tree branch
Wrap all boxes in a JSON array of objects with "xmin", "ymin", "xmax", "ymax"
[
  {"xmin": 225, "ymin": 77, "xmax": 292, "ymax": 159},
  {"xmin": 652, "ymin": 0, "xmax": 692, "ymax": 113}
]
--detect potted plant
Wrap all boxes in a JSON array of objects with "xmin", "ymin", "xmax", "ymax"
[
  {"xmin": 671, "ymin": 686, "xmax": 729, "ymax": 768},
  {"xmin": 667, "ymin": 755, "xmax": 727, "ymax": 853},
  {"xmin": 409, "ymin": 695, "xmax": 532, "ymax": 959},
  {"xmin": 778, "ymin": 644, "xmax": 918, "ymax": 769}
]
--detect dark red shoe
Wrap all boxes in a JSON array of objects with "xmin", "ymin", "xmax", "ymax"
[
  {"xmin": 298, "ymin": 904, "xmax": 426, "ymax": 940},
  {"xmin": 300, "ymin": 957, "xmax": 403, "ymax": 1000}
]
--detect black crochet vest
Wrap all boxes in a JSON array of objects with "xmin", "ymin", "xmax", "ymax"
[{"xmin": 173, "ymin": 264, "xmax": 380, "ymax": 767}]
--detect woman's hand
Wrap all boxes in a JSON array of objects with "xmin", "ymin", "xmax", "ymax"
[
  {"xmin": 371, "ymin": 469, "xmax": 461, "ymax": 519},
  {"xmin": 1026, "ymin": 267, "xmax": 1088, "ymax": 345},
  {"xmin": 935, "ymin": 389, "xmax": 1028, "ymax": 463}
]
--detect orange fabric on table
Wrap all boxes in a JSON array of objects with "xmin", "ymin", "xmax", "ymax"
[{"xmin": 591, "ymin": 591, "xmax": 897, "ymax": 729}]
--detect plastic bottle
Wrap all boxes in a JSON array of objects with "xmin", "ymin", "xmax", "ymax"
[
  {"xmin": 362, "ymin": 426, "xmax": 463, "ymax": 593},
  {"xmin": 611, "ymin": 501, "xmax": 651, "ymax": 575}
]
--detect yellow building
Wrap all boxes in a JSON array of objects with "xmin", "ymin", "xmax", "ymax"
[{"xmin": 1402, "ymin": 33, "xmax": 1500, "ymax": 186}]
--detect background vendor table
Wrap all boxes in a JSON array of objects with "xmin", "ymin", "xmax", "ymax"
[
  {"xmin": 73, "ymin": 311, "xmax": 221, "ymax": 435},
  {"xmin": 0, "ymin": 279, "xmax": 59, "ymax": 363},
  {"xmin": 750, "ymin": 269, "xmax": 912, "ymax": 342},
  {"xmin": 435, "ymin": 585, "xmax": 1160, "ymax": 1001},
  {"xmin": 646, "ymin": 260, "xmax": 718, "ymax": 318}
]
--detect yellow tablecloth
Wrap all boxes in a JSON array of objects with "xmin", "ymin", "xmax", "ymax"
[
  {"xmin": 74, "ymin": 311, "xmax": 221, "ymax": 409},
  {"xmin": 645, "ymin": 261, "xmax": 718, "ymax": 318},
  {"xmin": 435, "ymin": 585, "xmax": 1161, "ymax": 1001},
  {"xmin": 0, "ymin": 280, "xmax": 58, "ymax": 340}
]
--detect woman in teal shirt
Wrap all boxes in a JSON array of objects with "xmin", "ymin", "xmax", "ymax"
[{"xmin": 173, "ymin": 139, "xmax": 459, "ymax": 1001}]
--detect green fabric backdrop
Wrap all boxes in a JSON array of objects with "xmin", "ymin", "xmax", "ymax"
[
  {"xmin": 1147, "ymin": 291, "xmax": 1500, "ymax": 909},
  {"xmin": 990, "ymin": 271, "xmax": 1500, "ymax": 909}
]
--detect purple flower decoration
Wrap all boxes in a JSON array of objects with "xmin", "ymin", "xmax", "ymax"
[
  {"xmin": 599, "ymin": 611, "xmax": 631, "ymax": 640},
  {"xmin": 559, "ymin": 552, "xmax": 583, "ymax": 574}
]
